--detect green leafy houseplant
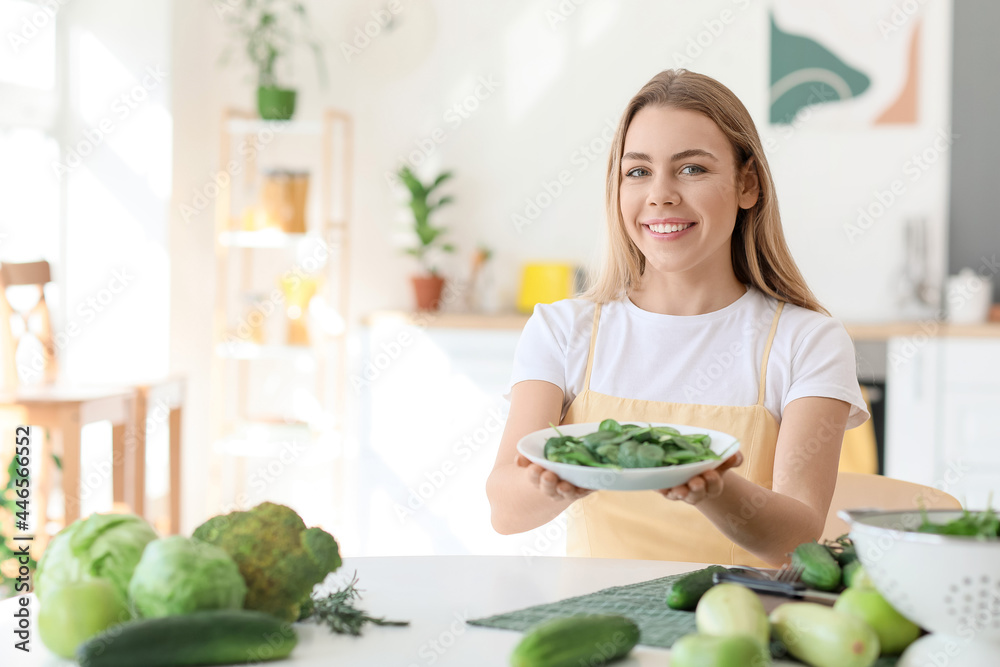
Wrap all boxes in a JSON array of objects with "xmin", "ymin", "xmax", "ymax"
[
  {"xmin": 397, "ymin": 166, "xmax": 455, "ymax": 273},
  {"xmin": 217, "ymin": 0, "xmax": 327, "ymax": 120},
  {"xmin": 396, "ymin": 165, "xmax": 455, "ymax": 311}
]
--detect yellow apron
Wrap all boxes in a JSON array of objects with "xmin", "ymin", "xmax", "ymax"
[
  {"xmin": 839, "ymin": 386, "xmax": 877, "ymax": 474},
  {"xmin": 563, "ymin": 301, "xmax": 785, "ymax": 567}
]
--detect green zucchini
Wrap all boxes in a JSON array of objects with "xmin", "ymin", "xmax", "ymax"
[
  {"xmin": 695, "ymin": 583, "xmax": 770, "ymax": 647},
  {"xmin": 770, "ymin": 602, "xmax": 880, "ymax": 667},
  {"xmin": 665, "ymin": 565, "xmax": 729, "ymax": 610},
  {"xmin": 510, "ymin": 614, "xmax": 640, "ymax": 667},
  {"xmin": 670, "ymin": 633, "xmax": 773, "ymax": 666},
  {"xmin": 792, "ymin": 541, "xmax": 842, "ymax": 591},
  {"xmin": 76, "ymin": 609, "xmax": 297, "ymax": 667}
]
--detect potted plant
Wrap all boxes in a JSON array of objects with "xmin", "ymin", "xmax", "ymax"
[
  {"xmin": 218, "ymin": 0, "xmax": 326, "ymax": 120},
  {"xmin": 396, "ymin": 165, "xmax": 455, "ymax": 311}
]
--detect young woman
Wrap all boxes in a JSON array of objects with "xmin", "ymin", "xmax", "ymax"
[{"xmin": 486, "ymin": 69, "xmax": 869, "ymax": 567}]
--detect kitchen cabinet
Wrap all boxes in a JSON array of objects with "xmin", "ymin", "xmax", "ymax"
[
  {"xmin": 353, "ymin": 313, "xmax": 564, "ymax": 559},
  {"xmin": 886, "ymin": 337, "xmax": 1000, "ymax": 507}
]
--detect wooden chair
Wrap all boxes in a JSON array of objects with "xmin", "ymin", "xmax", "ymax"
[
  {"xmin": 822, "ymin": 471, "xmax": 962, "ymax": 541},
  {"xmin": 0, "ymin": 261, "xmax": 184, "ymax": 534},
  {"xmin": 134, "ymin": 378, "xmax": 185, "ymax": 535}
]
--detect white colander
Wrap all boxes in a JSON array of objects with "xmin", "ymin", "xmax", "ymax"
[{"xmin": 841, "ymin": 509, "xmax": 1000, "ymax": 665}]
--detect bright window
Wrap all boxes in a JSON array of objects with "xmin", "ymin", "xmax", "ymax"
[
  {"xmin": 0, "ymin": 0, "xmax": 61, "ymax": 267},
  {"xmin": 0, "ymin": 0, "xmax": 57, "ymax": 91},
  {"xmin": 0, "ymin": 126, "xmax": 60, "ymax": 261}
]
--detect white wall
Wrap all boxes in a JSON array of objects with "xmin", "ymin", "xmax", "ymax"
[
  {"xmin": 170, "ymin": 0, "xmax": 952, "ymax": 536},
  {"xmin": 170, "ymin": 0, "xmax": 222, "ymax": 535},
  {"xmin": 331, "ymin": 0, "xmax": 952, "ymax": 322}
]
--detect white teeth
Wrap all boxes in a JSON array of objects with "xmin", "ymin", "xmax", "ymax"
[{"xmin": 648, "ymin": 222, "xmax": 693, "ymax": 233}]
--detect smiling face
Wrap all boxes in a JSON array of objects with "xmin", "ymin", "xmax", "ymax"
[{"xmin": 619, "ymin": 105, "xmax": 759, "ymax": 284}]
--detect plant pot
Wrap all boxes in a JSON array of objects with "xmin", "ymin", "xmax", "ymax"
[
  {"xmin": 257, "ymin": 86, "xmax": 297, "ymax": 120},
  {"xmin": 411, "ymin": 274, "xmax": 445, "ymax": 311}
]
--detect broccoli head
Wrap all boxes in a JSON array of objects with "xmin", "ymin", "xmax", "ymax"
[{"xmin": 192, "ymin": 502, "xmax": 342, "ymax": 622}]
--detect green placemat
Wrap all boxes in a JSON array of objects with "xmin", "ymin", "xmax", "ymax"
[{"xmin": 469, "ymin": 571, "xmax": 898, "ymax": 666}]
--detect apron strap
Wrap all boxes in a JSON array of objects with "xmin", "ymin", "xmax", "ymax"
[
  {"xmin": 583, "ymin": 303, "xmax": 602, "ymax": 390},
  {"xmin": 757, "ymin": 301, "xmax": 785, "ymax": 406}
]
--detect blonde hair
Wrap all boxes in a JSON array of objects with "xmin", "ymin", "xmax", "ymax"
[{"xmin": 583, "ymin": 69, "xmax": 828, "ymax": 315}]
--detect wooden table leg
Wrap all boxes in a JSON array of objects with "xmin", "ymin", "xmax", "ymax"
[
  {"xmin": 169, "ymin": 406, "xmax": 182, "ymax": 534},
  {"xmin": 132, "ymin": 390, "xmax": 147, "ymax": 518},
  {"xmin": 59, "ymin": 409, "xmax": 81, "ymax": 524},
  {"xmin": 112, "ymin": 421, "xmax": 127, "ymax": 508}
]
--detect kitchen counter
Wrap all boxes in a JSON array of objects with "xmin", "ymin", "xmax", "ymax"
[
  {"xmin": 844, "ymin": 320, "xmax": 1000, "ymax": 340},
  {"xmin": 2, "ymin": 555, "xmax": 803, "ymax": 666},
  {"xmin": 363, "ymin": 310, "xmax": 1000, "ymax": 340}
]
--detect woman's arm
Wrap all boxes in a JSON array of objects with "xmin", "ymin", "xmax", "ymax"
[
  {"xmin": 486, "ymin": 380, "xmax": 593, "ymax": 534},
  {"xmin": 664, "ymin": 396, "xmax": 849, "ymax": 565}
]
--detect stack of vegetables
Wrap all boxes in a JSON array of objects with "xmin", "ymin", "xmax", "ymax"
[
  {"xmin": 662, "ymin": 535, "xmax": 922, "ymax": 667},
  {"xmin": 509, "ymin": 534, "xmax": 928, "ymax": 667},
  {"xmin": 33, "ymin": 501, "xmax": 403, "ymax": 666}
]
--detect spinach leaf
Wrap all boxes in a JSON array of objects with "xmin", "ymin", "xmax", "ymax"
[{"xmin": 541, "ymin": 420, "xmax": 717, "ymax": 469}]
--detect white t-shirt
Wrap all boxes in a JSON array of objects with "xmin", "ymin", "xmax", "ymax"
[{"xmin": 507, "ymin": 287, "xmax": 869, "ymax": 429}]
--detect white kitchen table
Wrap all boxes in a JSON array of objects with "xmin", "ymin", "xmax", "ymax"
[{"xmin": 1, "ymin": 555, "xmax": 800, "ymax": 666}]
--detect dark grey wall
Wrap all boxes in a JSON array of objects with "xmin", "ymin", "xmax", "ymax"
[{"xmin": 950, "ymin": 2, "xmax": 1000, "ymax": 293}]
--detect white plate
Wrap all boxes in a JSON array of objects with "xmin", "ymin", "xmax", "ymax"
[{"xmin": 516, "ymin": 422, "xmax": 740, "ymax": 491}]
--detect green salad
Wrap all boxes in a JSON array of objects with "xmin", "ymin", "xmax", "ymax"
[
  {"xmin": 543, "ymin": 419, "xmax": 720, "ymax": 469},
  {"xmin": 917, "ymin": 505, "xmax": 1000, "ymax": 538}
]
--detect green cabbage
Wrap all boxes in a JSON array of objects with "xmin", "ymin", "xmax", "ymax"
[
  {"xmin": 34, "ymin": 513, "xmax": 158, "ymax": 602},
  {"xmin": 129, "ymin": 536, "xmax": 247, "ymax": 618}
]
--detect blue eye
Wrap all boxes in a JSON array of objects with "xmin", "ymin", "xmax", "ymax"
[
  {"xmin": 681, "ymin": 165, "xmax": 706, "ymax": 175},
  {"xmin": 625, "ymin": 167, "xmax": 649, "ymax": 178}
]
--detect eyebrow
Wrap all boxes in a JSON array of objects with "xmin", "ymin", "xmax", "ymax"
[{"xmin": 622, "ymin": 149, "xmax": 719, "ymax": 162}]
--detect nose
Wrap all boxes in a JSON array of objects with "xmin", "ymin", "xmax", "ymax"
[{"xmin": 647, "ymin": 172, "xmax": 680, "ymax": 206}]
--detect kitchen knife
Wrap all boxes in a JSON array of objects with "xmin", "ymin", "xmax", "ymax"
[{"xmin": 712, "ymin": 571, "xmax": 840, "ymax": 604}]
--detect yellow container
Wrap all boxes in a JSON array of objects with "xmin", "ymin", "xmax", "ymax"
[{"xmin": 517, "ymin": 263, "xmax": 576, "ymax": 314}]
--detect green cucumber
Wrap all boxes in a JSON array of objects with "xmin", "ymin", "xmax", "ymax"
[
  {"xmin": 833, "ymin": 541, "xmax": 858, "ymax": 568},
  {"xmin": 510, "ymin": 614, "xmax": 640, "ymax": 667},
  {"xmin": 792, "ymin": 541, "xmax": 842, "ymax": 591},
  {"xmin": 848, "ymin": 564, "xmax": 877, "ymax": 590},
  {"xmin": 842, "ymin": 559, "xmax": 863, "ymax": 588},
  {"xmin": 665, "ymin": 565, "xmax": 729, "ymax": 611},
  {"xmin": 670, "ymin": 633, "xmax": 772, "ymax": 666},
  {"xmin": 76, "ymin": 609, "xmax": 297, "ymax": 667}
]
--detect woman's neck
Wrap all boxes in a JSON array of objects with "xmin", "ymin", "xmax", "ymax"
[{"xmin": 628, "ymin": 271, "xmax": 747, "ymax": 316}]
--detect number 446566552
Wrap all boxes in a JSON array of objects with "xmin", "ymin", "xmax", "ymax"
[{"xmin": 13, "ymin": 425, "xmax": 30, "ymax": 527}]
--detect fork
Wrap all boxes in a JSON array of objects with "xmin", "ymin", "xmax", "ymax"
[
  {"xmin": 714, "ymin": 563, "xmax": 838, "ymax": 604},
  {"xmin": 725, "ymin": 562, "xmax": 801, "ymax": 582},
  {"xmin": 771, "ymin": 562, "xmax": 804, "ymax": 583}
]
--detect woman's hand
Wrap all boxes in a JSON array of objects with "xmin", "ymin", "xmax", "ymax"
[
  {"xmin": 515, "ymin": 454, "xmax": 595, "ymax": 502},
  {"xmin": 657, "ymin": 451, "xmax": 744, "ymax": 505}
]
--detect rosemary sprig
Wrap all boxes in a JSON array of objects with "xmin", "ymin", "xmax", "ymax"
[{"xmin": 302, "ymin": 571, "xmax": 409, "ymax": 636}]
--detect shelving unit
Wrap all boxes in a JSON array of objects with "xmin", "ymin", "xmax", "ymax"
[{"xmin": 208, "ymin": 108, "xmax": 352, "ymax": 516}]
